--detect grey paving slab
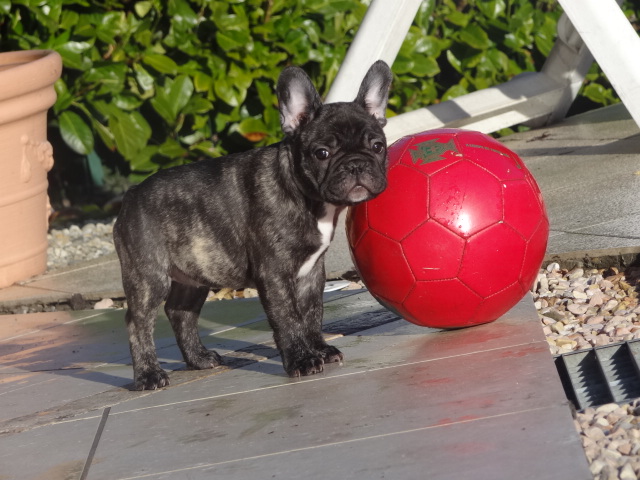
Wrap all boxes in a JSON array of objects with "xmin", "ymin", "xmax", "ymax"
[
  {"xmin": 0, "ymin": 290, "xmax": 590, "ymax": 479},
  {"xmin": 76, "ymin": 297, "xmax": 589, "ymax": 479},
  {"xmin": 0, "ymin": 291, "xmax": 367, "ymax": 428},
  {"xmin": 0, "ymin": 254, "xmax": 123, "ymax": 308},
  {"xmin": 0, "ymin": 365, "xmax": 133, "ymax": 423},
  {"xmin": 499, "ymin": 103, "xmax": 640, "ymax": 256},
  {"xmin": 104, "ymin": 294, "xmax": 538, "ymax": 416},
  {"xmin": 0, "ymin": 298, "xmax": 270, "ymax": 424},
  {"xmin": 0, "ymin": 412, "xmax": 102, "ymax": 480},
  {"xmin": 191, "ymin": 405, "xmax": 584, "ymax": 480},
  {"xmin": 89, "ymin": 406, "xmax": 584, "ymax": 480},
  {"xmin": 22, "ymin": 256, "xmax": 123, "ymax": 300}
]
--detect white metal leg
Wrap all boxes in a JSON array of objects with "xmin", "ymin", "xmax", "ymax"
[
  {"xmin": 326, "ymin": 0, "xmax": 639, "ymax": 137},
  {"xmin": 557, "ymin": 0, "xmax": 640, "ymax": 128},
  {"xmin": 325, "ymin": 0, "xmax": 422, "ymax": 103}
]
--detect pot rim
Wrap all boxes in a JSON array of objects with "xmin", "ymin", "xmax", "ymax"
[{"xmin": 0, "ymin": 50, "xmax": 63, "ymax": 102}]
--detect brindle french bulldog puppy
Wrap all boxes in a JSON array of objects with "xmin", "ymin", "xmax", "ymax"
[{"xmin": 114, "ymin": 61, "xmax": 393, "ymax": 390}]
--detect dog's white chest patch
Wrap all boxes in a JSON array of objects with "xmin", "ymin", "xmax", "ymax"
[{"xmin": 297, "ymin": 204, "xmax": 337, "ymax": 278}]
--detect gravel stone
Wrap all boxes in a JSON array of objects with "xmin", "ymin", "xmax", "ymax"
[
  {"xmin": 533, "ymin": 265, "xmax": 640, "ymax": 479},
  {"xmin": 47, "ymin": 218, "xmax": 117, "ymax": 271}
]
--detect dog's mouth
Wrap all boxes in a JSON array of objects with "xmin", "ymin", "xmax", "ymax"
[
  {"xmin": 347, "ymin": 184, "xmax": 374, "ymax": 204},
  {"xmin": 324, "ymin": 175, "xmax": 387, "ymax": 206}
]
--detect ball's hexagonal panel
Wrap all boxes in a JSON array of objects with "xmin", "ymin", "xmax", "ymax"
[
  {"xmin": 368, "ymin": 164, "xmax": 429, "ymax": 241},
  {"xmin": 502, "ymin": 179, "xmax": 546, "ymax": 240},
  {"xmin": 401, "ymin": 220, "xmax": 465, "ymax": 281},
  {"xmin": 393, "ymin": 130, "xmax": 464, "ymax": 176},
  {"xmin": 353, "ymin": 229, "xmax": 415, "ymax": 304},
  {"xmin": 345, "ymin": 204, "xmax": 369, "ymax": 248},
  {"xmin": 459, "ymin": 132, "xmax": 526, "ymax": 181},
  {"xmin": 473, "ymin": 282, "xmax": 526, "ymax": 323},
  {"xmin": 519, "ymin": 218, "xmax": 550, "ymax": 292},
  {"xmin": 402, "ymin": 279, "xmax": 483, "ymax": 328},
  {"xmin": 458, "ymin": 223, "xmax": 527, "ymax": 298},
  {"xmin": 429, "ymin": 161, "xmax": 504, "ymax": 238}
]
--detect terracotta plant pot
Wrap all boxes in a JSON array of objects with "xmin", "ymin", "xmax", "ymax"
[{"xmin": 0, "ymin": 50, "xmax": 62, "ymax": 288}]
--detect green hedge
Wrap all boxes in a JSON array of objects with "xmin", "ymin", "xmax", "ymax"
[{"xmin": 0, "ymin": 0, "xmax": 634, "ymax": 195}]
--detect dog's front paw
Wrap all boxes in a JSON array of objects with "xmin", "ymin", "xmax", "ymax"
[
  {"xmin": 185, "ymin": 348, "xmax": 224, "ymax": 370},
  {"xmin": 134, "ymin": 367, "xmax": 170, "ymax": 391},
  {"xmin": 286, "ymin": 353, "xmax": 325, "ymax": 377},
  {"xmin": 318, "ymin": 345, "xmax": 344, "ymax": 364}
]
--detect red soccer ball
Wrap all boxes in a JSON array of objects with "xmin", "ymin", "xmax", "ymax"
[{"xmin": 346, "ymin": 129, "xmax": 549, "ymax": 328}]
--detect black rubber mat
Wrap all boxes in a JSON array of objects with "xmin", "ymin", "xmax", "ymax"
[{"xmin": 555, "ymin": 339, "xmax": 640, "ymax": 410}]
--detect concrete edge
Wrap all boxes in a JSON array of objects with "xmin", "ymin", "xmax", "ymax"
[{"xmin": 543, "ymin": 246, "xmax": 640, "ymax": 271}]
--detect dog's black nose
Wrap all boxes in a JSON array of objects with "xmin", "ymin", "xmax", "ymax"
[{"xmin": 344, "ymin": 160, "xmax": 367, "ymax": 176}]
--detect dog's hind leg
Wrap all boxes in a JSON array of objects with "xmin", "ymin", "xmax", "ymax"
[
  {"xmin": 164, "ymin": 282, "xmax": 223, "ymax": 370},
  {"xmin": 123, "ymin": 274, "xmax": 172, "ymax": 390}
]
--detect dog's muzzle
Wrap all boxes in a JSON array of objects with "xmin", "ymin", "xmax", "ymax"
[{"xmin": 325, "ymin": 158, "xmax": 387, "ymax": 205}]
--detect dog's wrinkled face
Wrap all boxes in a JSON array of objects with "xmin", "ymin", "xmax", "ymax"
[
  {"xmin": 277, "ymin": 60, "xmax": 393, "ymax": 207},
  {"xmin": 297, "ymin": 104, "xmax": 388, "ymax": 206}
]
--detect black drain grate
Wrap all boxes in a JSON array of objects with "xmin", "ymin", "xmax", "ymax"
[{"xmin": 555, "ymin": 339, "xmax": 640, "ymax": 410}]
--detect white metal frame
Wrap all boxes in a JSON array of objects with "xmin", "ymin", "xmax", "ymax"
[{"xmin": 326, "ymin": 0, "xmax": 640, "ymax": 143}]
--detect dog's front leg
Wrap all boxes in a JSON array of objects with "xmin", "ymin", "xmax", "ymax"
[
  {"xmin": 257, "ymin": 264, "xmax": 342, "ymax": 377},
  {"xmin": 296, "ymin": 263, "xmax": 344, "ymax": 366}
]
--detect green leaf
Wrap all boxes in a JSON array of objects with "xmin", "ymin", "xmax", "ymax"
[
  {"xmin": 216, "ymin": 29, "xmax": 250, "ymax": 51},
  {"xmin": 53, "ymin": 78, "xmax": 73, "ymax": 113},
  {"xmin": 393, "ymin": 54, "xmax": 414, "ymax": 75},
  {"xmin": 109, "ymin": 111, "xmax": 151, "ymax": 160},
  {"xmin": 194, "ymin": 72, "xmax": 212, "ymax": 92},
  {"xmin": 84, "ymin": 63, "xmax": 127, "ymax": 94},
  {"xmin": 411, "ymin": 56, "xmax": 440, "ymax": 77},
  {"xmin": 477, "ymin": 0, "xmax": 506, "ymax": 20},
  {"xmin": 214, "ymin": 77, "xmax": 246, "ymax": 108},
  {"xmin": 446, "ymin": 10, "xmax": 470, "ymax": 27},
  {"xmin": 168, "ymin": 0, "xmax": 199, "ymax": 30},
  {"xmin": 582, "ymin": 83, "xmax": 615, "ymax": 105},
  {"xmin": 133, "ymin": 63, "xmax": 155, "ymax": 93},
  {"xmin": 55, "ymin": 42, "xmax": 93, "ymax": 71},
  {"xmin": 129, "ymin": 145, "xmax": 160, "ymax": 172},
  {"xmin": 59, "ymin": 10, "xmax": 80, "ymax": 30},
  {"xmin": 135, "ymin": 1, "xmax": 153, "ymax": 17},
  {"xmin": 168, "ymin": 75, "xmax": 194, "ymax": 112},
  {"xmin": 442, "ymin": 84, "xmax": 469, "ymax": 101},
  {"xmin": 143, "ymin": 54, "xmax": 179, "ymax": 75},
  {"xmin": 458, "ymin": 24, "xmax": 491, "ymax": 50},
  {"xmin": 255, "ymin": 80, "xmax": 276, "ymax": 109},
  {"xmin": 182, "ymin": 96, "xmax": 213, "ymax": 115},
  {"xmin": 113, "ymin": 93, "xmax": 144, "ymax": 110},
  {"xmin": 150, "ymin": 75, "xmax": 194, "ymax": 124},
  {"xmin": 446, "ymin": 50, "xmax": 463, "ymax": 74},
  {"xmin": 534, "ymin": 16, "xmax": 557, "ymax": 57},
  {"xmin": 158, "ymin": 138, "xmax": 187, "ymax": 158},
  {"xmin": 59, "ymin": 111, "xmax": 94, "ymax": 155},
  {"xmin": 93, "ymin": 120, "xmax": 116, "ymax": 151}
]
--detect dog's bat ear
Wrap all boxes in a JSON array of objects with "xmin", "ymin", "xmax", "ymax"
[
  {"xmin": 354, "ymin": 60, "xmax": 393, "ymax": 127},
  {"xmin": 277, "ymin": 67, "xmax": 323, "ymax": 136}
]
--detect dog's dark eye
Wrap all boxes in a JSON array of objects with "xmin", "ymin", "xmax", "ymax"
[
  {"xmin": 315, "ymin": 148, "xmax": 330, "ymax": 160},
  {"xmin": 372, "ymin": 142, "xmax": 385, "ymax": 154}
]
